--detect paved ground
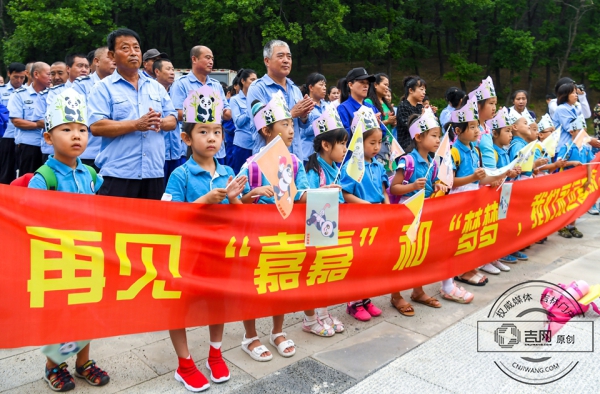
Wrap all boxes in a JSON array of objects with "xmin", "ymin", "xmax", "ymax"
[{"xmin": 2, "ymin": 214, "xmax": 599, "ymax": 394}]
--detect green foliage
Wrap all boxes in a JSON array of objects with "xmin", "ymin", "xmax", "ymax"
[{"xmin": 444, "ymin": 52, "xmax": 483, "ymax": 87}]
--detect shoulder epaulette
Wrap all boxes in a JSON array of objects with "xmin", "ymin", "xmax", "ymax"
[
  {"xmin": 76, "ymin": 75, "xmax": 90, "ymax": 82},
  {"xmin": 49, "ymin": 84, "xmax": 65, "ymax": 90},
  {"xmin": 40, "ymin": 88, "xmax": 49, "ymax": 95},
  {"xmin": 14, "ymin": 87, "xmax": 26, "ymax": 93}
]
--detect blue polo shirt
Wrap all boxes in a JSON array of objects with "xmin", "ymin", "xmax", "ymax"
[
  {"xmin": 477, "ymin": 126, "xmax": 495, "ymax": 168},
  {"xmin": 557, "ymin": 143, "xmax": 593, "ymax": 169},
  {"xmin": 87, "ymin": 70, "xmax": 177, "ymax": 179},
  {"xmin": 170, "ymin": 72, "xmax": 228, "ymax": 159},
  {"xmin": 246, "ymin": 74, "xmax": 311, "ymax": 155},
  {"xmin": 240, "ymin": 153, "xmax": 309, "ymax": 204},
  {"xmin": 28, "ymin": 156, "xmax": 103, "ymax": 193},
  {"xmin": 165, "ymin": 157, "xmax": 238, "ymax": 203},
  {"xmin": 301, "ymin": 100, "xmax": 329, "ymax": 161},
  {"xmin": 230, "ymin": 91, "xmax": 253, "ymax": 150},
  {"xmin": 306, "ymin": 154, "xmax": 344, "ymax": 203},
  {"xmin": 439, "ymin": 105, "xmax": 454, "ymax": 128},
  {"xmin": 552, "ymin": 103, "xmax": 579, "ymax": 150},
  {"xmin": 72, "ymin": 73, "xmax": 103, "ymax": 160},
  {"xmin": 493, "ymin": 144, "xmax": 510, "ymax": 168},
  {"xmin": 397, "ymin": 150, "xmax": 436, "ymax": 198},
  {"xmin": 452, "ymin": 139, "xmax": 480, "ymax": 182},
  {"xmin": 7, "ymin": 84, "xmax": 43, "ymax": 146},
  {"xmin": 0, "ymin": 83, "xmax": 18, "ymax": 139},
  {"xmin": 340, "ymin": 158, "xmax": 388, "ymax": 203},
  {"xmin": 336, "ymin": 96, "xmax": 386, "ymax": 140}
]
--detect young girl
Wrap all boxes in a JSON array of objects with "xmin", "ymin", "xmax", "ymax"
[
  {"xmin": 486, "ymin": 108, "xmax": 526, "ymax": 268},
  {"xmin": 341, "ymin": 107, "xmax": 388, "ymax": 321},
  {"xmin": 365, "ymin": 73, "xmax": 397, "ymax": 132},
  {"xmin": 471, "ymin": 76, "xmax": 498, "ymax": 169},
  {"xmin": 440, "ymin": 87, "xmax": 466, "ymax": 128},
  {"xmin": 556, "ymin": 117, "xmax": 592, "ymax": 239},
  {"xmin": 164, "ymin": 86, "xmax": 247, "ymax": 392},
  {"xmin": 229, "ymin": 68, "xmax": 257, "ymax": 173},
  {"xmin": 389, "ymin": 113, "xmax": 460, "ymax": 311},
  {"xmin": 396, "ymin": 76, "xmax": 427, "ymax": 150},
  {"xmin": 301, "ymin": 107, "xmax": 348, "ymax": 336},
  {"xmin": 448, "ymin": 96, "xmax": 506, "ymax": 285},
  {"xmin": 300, "ymin": 72, "xmax": 329, "ymax": 161},
  {"xmin": 28, "ymin": 89, "xmax": 110, "ymax": 392},
  {"xmin": 238, "ymin": 94, "xmax": 309, "ymax": 361},
  {"xmin": 508, "ymin": 111, "xmax": 546, "ymax": 179}
]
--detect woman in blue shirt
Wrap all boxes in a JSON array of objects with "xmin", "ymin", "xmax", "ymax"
[
  {"xmin": 299, "ymin": 72, "xmax": 329, "ymax": 161},
  {"xmin": 552, "ymin": 83, "xmax": 579, "ymax": 151},
  {"xmin": 229, "ymin": 68, "xmax": 257, "ymax": 173}
]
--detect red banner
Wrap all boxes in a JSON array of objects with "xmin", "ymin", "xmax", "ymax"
[{"xmin": 1, "ymin": 163, "xmax": 599, "ymax": 348}]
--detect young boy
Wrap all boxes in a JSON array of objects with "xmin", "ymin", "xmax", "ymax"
[
  {"xmin": 28, "ymin": 88, "xmax": 109, "ymax": 391},
  {"xmin": 164, "ymin": 85, "xmax": 246, "ymax": 392}
]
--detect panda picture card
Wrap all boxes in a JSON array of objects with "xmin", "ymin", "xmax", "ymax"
[{"xmin": 305, "ymin": 189, "xmax": 339, "ymax": 247}]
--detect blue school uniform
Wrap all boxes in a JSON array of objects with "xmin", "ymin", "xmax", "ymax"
[
  {"xmin": 557, "ymin": 143, "xmax": 593, "ymax": 170},
  {"xmin": 340, "ymin": 159, "xmax": 388, "ymax": 203},
  {"xmin": 165, "ymin": 157, "xmax": 238, "ymax": 203},
  {"xmin": 552, "ymin": 103, "xmax": 578, "ymax": 150},
  {"xmin": 397, "ymin": 150, "xmax": 437, "ymax": 198},
  {"xmin": 306, "ymin": 154, "xmax": 344, "ymax": 203},
  {"xmin": 508, "ymin": 135, "xmax": 531, "ymax": 176},
  {"xmin": 28, "ymin": 156, "xmax": 103, "ymax": 193},
  {"xmin": 493, "ymin": 144, "xmax": 510, "ymax": 168},
  {"xmin": 451, "ymin": 139, "xmax": 481, "ymax": 182},
  {"xmin": 301, "ymin": 100, "xmax": 328, "ymax": 161},
  {"xmin": 87, "ymin": 70, "xmax": 177, "ymax": 179},
  {"xmin": 72, "ymin": 74, "xmax": 103, "ymax": 160},
  {"xmin": 240, "ymin": 153, "xmax": 309, "ymax": 204},
  {"xmin": 477, "ymin": 126, "xmax": 495, "ymax": 168}
]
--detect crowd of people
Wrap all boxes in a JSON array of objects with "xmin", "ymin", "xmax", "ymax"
[{"xmin": 0, "ymin": 27, "xmax": 599, "ymax": 393}]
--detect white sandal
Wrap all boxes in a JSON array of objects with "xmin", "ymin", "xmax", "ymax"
[
  {"xmin": 319, "ymin": 313, "xmax": 344, "ymax": 333},
  {"xmin": 269, "ymin": 332, "xmax": 296, "ymax": 358},
  {"xmin": 241, "ymin": 334, "xmax": 273, "ymax": 362}
]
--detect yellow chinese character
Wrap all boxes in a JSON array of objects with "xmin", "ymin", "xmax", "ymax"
[
  {"xmin": 115, "ymin": 234, "xmax": 182, "ymax": 300},
  {"xmin": 254, "ymin": 233, "xmax": 306, "ymax": 294},
  {"xmin": 479, "ymin": 224, "xmax": 498, "ymax": 248},
  {"xmin": 555, "ymin": 183, "xmax": 571, "ymax": 217},
  {"xmin": 462, "ymin": 209, "xmax": 483, "ymax": 233},
  {"xmin": 531, "ymin": 192, "xmax": 547, "ymax": 229},
  {"xmin": 27, "ymin": 227, "xmax": 105, "ymax": 308},
  {"xmin": 544, "ymin": 188, "xmax": 560, "ymax": 223},
  {"xmin": 566, "ymin": 179, "xmax": 582, "ymax": 211},
  {"xmin": 393, "ymin": 221, "xmax": 432, "ymax": 270},
  {"xmin": 483, "ymin": 202, "xmax": 499, "ymax": 226},
  {"xmin": 307, "ymin": 231, "xmax": 354, "ymax": 285}
]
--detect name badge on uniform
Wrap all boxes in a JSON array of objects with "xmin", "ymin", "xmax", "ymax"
[{"xmin": 24, "ymin": 99, "xmax": 33, "ymax": 104}]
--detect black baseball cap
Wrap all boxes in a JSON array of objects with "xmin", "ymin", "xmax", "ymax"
[
  {"xmin": 346, "ymin": 67, "xmax": 376, "ymax": 83},
  {"xmin": 143, "ymin": 49, "xmax": 168, "ymax": 62}
]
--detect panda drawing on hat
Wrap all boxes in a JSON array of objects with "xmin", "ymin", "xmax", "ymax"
[
  {"xmin": 196, "ymin": 93, "xmax": 215, "ymax": 123},
  {"xmin": 317, "ymin": 119, "xmax": 327, "ymax": 134},
  {"xmin": 273, "ymin": 155, "xmax": 294, "ymax": 204},
  {"xmin": 492, "ymin": 119, "xmax": 499, "ymax": 130},
  {"xmin": 458, "ymin": 111, "xmax": 466, "ymax": 123},
  {"xmin": 418, "ymin": 119, "xmax": 428, "ymax": 133},
  {"xmin": 475, "ymin": 90, "xmax": 484, "ymax": 102},
  {"xmin": 263, "ymin": 108, "xmax": 275, "ymax": 125},
  {"xmin": 63, "ymin": 95, "xmax": 83, "ymax": 123}
]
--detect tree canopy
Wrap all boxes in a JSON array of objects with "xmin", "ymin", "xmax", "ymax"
[{"xmin": 1, "ymin": 0, "xmax": 598, "ymax": 100}]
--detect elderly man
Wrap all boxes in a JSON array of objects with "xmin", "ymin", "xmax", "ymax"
[
  {"xmin": 0, "ymin": 62, "xmax": 26, "ymax": 183},
  {"xmin": 246, "ymin": 40, "xmax": 314, "ymax": 156},
  {"xmin": 87, "ymin": 28, "xmax": 177, "ymax": 199},
  {"xmin": 142, "ymin": 48, "xmax": 168, "ymax": 79},
  {"xmin": 170, "ymin": 45, "xmax": 231, "ymax": 163},
  {"xmin": 7, "ymin": 61, "xmax": 50, "ymax": 174},
  {"xmin": 71, "ymin": 46, "xmax": 116, "ymax": 170}
]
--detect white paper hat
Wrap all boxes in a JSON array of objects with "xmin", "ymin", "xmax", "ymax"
[
  {"xmin": 450, "ymin": 95, "xmax": 479, "ymax": 123},
  {"xmin": 409, "ymin": 112, "xmax": 439, "ymax": 139},
  {"xmin": 183, "ymin": 85, "xmax": 223, "ymax": 124},
  {"xmin": 45, "ymin": 88, "xmax": 87, "ymax": 132},
  {"xmin": 485, "ymin": 107, "xmax": 518, "ymax": 130},
  {"xmin": 536, "ymin": 114, "xmax": 554, "ymax": 131},
  {"xmin": 312, "ymin": 106, "xmax": 344, "ymax": 136},
  {"xmin": 253, "ymin": 91, "xmax": 292, "ymax": 130},
  {"xmin": 350, "ymin": 105, "xmax": 379, "ymax": 133},
  {"xmin": 469, "ymin": 76, "xmax": 497, "ymax": 102}
]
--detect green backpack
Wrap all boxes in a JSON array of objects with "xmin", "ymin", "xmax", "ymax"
[{"xmin": 35, "ymin": 164, "xmax": 97, "ymax": 191}]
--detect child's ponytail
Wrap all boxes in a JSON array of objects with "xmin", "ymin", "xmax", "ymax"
[{"xmin": 339, "ymin": 78, "xmax": 350, "ymax": 104}]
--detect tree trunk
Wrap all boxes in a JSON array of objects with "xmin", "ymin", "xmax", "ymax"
[
  {"xmin": 527, "ymin": 57, "xmax": 537, "ymax": 99},
  {"xmin": 506, "ymin": 70, "xmax": 514, "ymax": 107},
  {"xmin": 545, "ymin": 63, "xmax": 551, "ymax": 95},
  {"xmin": 460, "ymin": 79, "xmax": 466, "ymax": 91},
  {"xmin": 495, "ymin": 67, "xmax": 502, "ymax": 97},
  {"xmin": 434, "ymin": 4, "xmax": 444, "ymax": 76}
]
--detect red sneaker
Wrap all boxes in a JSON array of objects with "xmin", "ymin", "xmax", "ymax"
[
  {"xmin": 346, "ymin": 301, "xmax": 371, "ymax": 321},
  {"xmin": 363, "ymin": 298, "xmax": 382, "ymax": 317},
  {"xmin": 206, "ymin": 346, "xmax": 230, "ymax": 383},
  {"xmin": 174, "ymin": 356, "xmax": 210, "ymax": 392}
]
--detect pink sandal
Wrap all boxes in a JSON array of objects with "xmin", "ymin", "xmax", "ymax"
[{"xmin": 440, "ymin": 284, "xmax": 474, "ymax": 304}]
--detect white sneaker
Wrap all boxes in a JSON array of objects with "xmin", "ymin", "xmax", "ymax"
[
  {"xmin": 480, "ymin": 263, "xmax": 501, "ymax": 275},
  {"xmin": 588, "ymin": 205, "xmax": 599, "ymax": 215},
  {"xmin": 492, "ymin": 260, "xmax": 510, "ymax": 272}
]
